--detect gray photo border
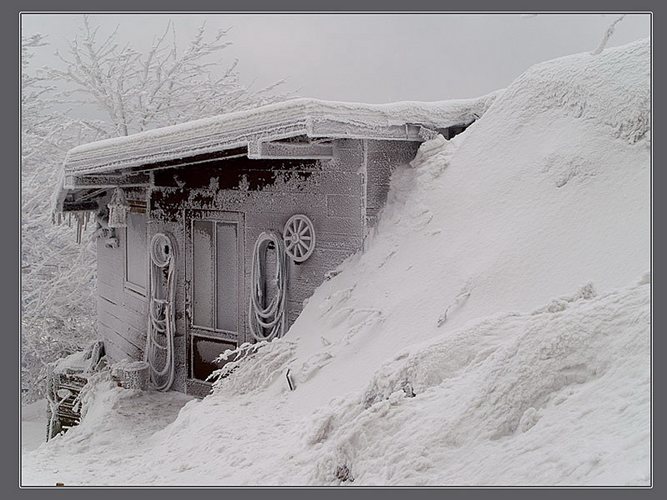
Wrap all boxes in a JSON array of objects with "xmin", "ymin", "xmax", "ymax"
[{"xmin": 4, "ymin": 0, "xmax": 662, "ymax": 498}]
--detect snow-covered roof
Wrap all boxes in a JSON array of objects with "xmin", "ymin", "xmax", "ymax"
[
  {"xmin": 54, "ymin": 94, "xmax": 501, "ymax": 213},
  {"xmin": 62, "ymin": 95, "xmax": 500, "ymax": 177}
]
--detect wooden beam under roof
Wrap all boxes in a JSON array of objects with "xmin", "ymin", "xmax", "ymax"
[
  {"xmin": 61, "ymin": 199, "xmax": 101, "ymax": 212},
  {"xmin": 308, "ymin": 120, "xmax": 440, "ymax": 142},
  {"xmin": 247, "ymin": 140, "xmax": 334, "ymax": 160},
  {"xmin": 64, "ymin": 172, "xmax": 150, "ymax": 190}
]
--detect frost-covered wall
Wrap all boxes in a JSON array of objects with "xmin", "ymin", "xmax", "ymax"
[
  {"xmin": 150, "ymin": 139, "xmax": 372, "ymax": 395},
  {"xmin": 96, "ymin": 190, "xmax": 149, "ymax": 366},
  {"xmin": 94, "ymin": 138, "xmax": 422, "ymax": 396},
  {"xmin": 365, "ymin": 140, "xmax": 420, "ymax": 228}
]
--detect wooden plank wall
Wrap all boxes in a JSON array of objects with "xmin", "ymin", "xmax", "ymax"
[
  {"xmin": 96, "ymin": 226, "xmax": 148, "ymax": 364},
  {"xmin": 148, "ymin": 139, "xmax": 369, "ymax": 392}
]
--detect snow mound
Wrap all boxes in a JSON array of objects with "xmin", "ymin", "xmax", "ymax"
[
  {"xmin": 23, "ymin": 39, "xmax": 650, "ymax": 486},
  {"xmin": 284, "ymin": 38, "xmax": 650, "ymax": 403},
  {"xmin": 212, "ymin": 340, "xmax": 297, "ymax": 396},
  {"xmin": 306, "ymin": 281, "xmax": 649, "ymax": 485},
  {"xmin": 490, "ymin": 38, "xmax": 650, "ymax": 144}
]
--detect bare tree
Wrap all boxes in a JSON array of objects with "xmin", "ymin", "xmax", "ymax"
[
  {"xmin": 44, "ymin": 15, "xmax": 287, "ymax": 137},
  {"xmin": 22, "ymin": 34, "xmax": 99, "ymax": 403},
  {"xmin": 21, "ymin": 16, "xmax": 289, "ymax": 402}
]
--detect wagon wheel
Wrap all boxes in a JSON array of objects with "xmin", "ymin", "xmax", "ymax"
[{"xmin": 283, "ymin": 214, "xmax": 316, "ymax": 263}]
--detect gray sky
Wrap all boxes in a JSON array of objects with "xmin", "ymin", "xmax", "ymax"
[{"xmin": 22, "ymin": 13, "xmax": 650, "ymax": 103}]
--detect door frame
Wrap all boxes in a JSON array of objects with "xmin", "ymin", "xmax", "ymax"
[{"xmin": 184, "ymin": 209, "xmax": 245, "ymax": 384}]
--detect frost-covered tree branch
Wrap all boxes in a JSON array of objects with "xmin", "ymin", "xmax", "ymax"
[
  {"xmin": 22, "ymin": 37, "xmax": 98, "ymax": 402},
  {"xmin": 42, "ymin": 15, "xmax": 290, "ymax": 136}
]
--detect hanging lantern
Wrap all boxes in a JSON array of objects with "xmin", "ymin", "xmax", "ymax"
[{"xmin": 108, "ymin": 187, "xmax": 129, "ymax": 228}]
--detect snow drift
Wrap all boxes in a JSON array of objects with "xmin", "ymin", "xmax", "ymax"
[{"xmin": 22, "ymin": 39, "xmax": 650, "ymax": 486}]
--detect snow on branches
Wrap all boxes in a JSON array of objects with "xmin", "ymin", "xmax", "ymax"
[{"xmin": 44, "ymin": 15, "xmax": 289, "ymax": 137}]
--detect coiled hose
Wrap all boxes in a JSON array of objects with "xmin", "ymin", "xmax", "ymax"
[
  {"xmin": 145, "ymin": 233, "xmax": 176, "ymax": 391},
  {"xmin": 248, "ymin": 231, "xmax": 289, "ymax": 341}
]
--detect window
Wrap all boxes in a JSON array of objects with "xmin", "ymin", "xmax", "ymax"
[
  {"xmin": 191, "ymin": 220, "xmax": 240, "ymax": 334},
  {"xmin": 124, "ymin": 212, "xmax": 147, "ymax": 295}
]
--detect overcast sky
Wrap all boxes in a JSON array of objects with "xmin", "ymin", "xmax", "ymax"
[{"xmin": 22, "ymin": 13, "xmax": 650, "ymax": 103}]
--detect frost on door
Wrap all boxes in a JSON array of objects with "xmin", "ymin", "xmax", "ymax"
[{"xmin": 185, "ymin": 210, "xmax": 244, "ymax": 384}]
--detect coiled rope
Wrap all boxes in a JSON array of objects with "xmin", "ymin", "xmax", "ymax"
[
  {"xmin": 145, "ymin": 233, "xmax": 176, "ymax": 391},
  {"xmin": 248, "ymin": 231, "xmax": 289, "ymax": 341}
]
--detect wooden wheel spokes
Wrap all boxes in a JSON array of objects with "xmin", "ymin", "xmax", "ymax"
[{"xmin": 283, "ymin": 214, "xmax": 316, "ymax": 263}]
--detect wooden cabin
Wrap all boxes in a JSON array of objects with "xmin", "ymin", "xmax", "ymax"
[{"xmin": 53, "ymin": 97, "xmax": 492, "ymax": 397}]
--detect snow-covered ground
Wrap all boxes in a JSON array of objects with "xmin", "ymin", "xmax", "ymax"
[
  {"xmin": 21, "ymin": 399, "xmax": 47, "ymax": 454},
  {"xmin": 22, "ymin": 38, "xmax": 650, "ymax": 486}
]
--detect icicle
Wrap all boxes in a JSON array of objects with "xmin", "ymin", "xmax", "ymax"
[{"xmin": 75, "ymin": 212, "xmax": 84, "ymax": 244}]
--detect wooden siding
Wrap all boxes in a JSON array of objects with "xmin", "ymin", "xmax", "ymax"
[
  {"xmin": 96, "ymin": 222, "xmax": 148, "ymax": 364},
  {"xmin": 147, "ymin": 139, "xmax": 368, "ymax": 393}
]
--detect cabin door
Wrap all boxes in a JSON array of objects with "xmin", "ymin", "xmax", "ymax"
[{"xmin": 184, "ymin": 210, "xmax": 245, "ymax": 385}]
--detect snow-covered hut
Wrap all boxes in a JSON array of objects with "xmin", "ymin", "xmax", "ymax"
[{"xmin": 53, "ymin": 96, "xmax": 496, "ymax": 397}]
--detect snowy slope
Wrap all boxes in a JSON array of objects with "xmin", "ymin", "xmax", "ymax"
[
  {"xmin": 22, "ymin": 39, "xmax": 650, "ymax": 486},
  {"xmin": 284, "ymin": 38, "xmax": 650, "ymax": 408}
]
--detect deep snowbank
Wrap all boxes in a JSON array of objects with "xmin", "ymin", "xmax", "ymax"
[
  {"xmin": 22, "ymin": 39, "xmax": 650, "ymax": 486},
  {"xmin": 283, "ymin": 37, "xmax": 650, "ymax": 410},
  {"xmin": 304, "ymin": 279, "xmax": 650, "ymax": 485}
]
